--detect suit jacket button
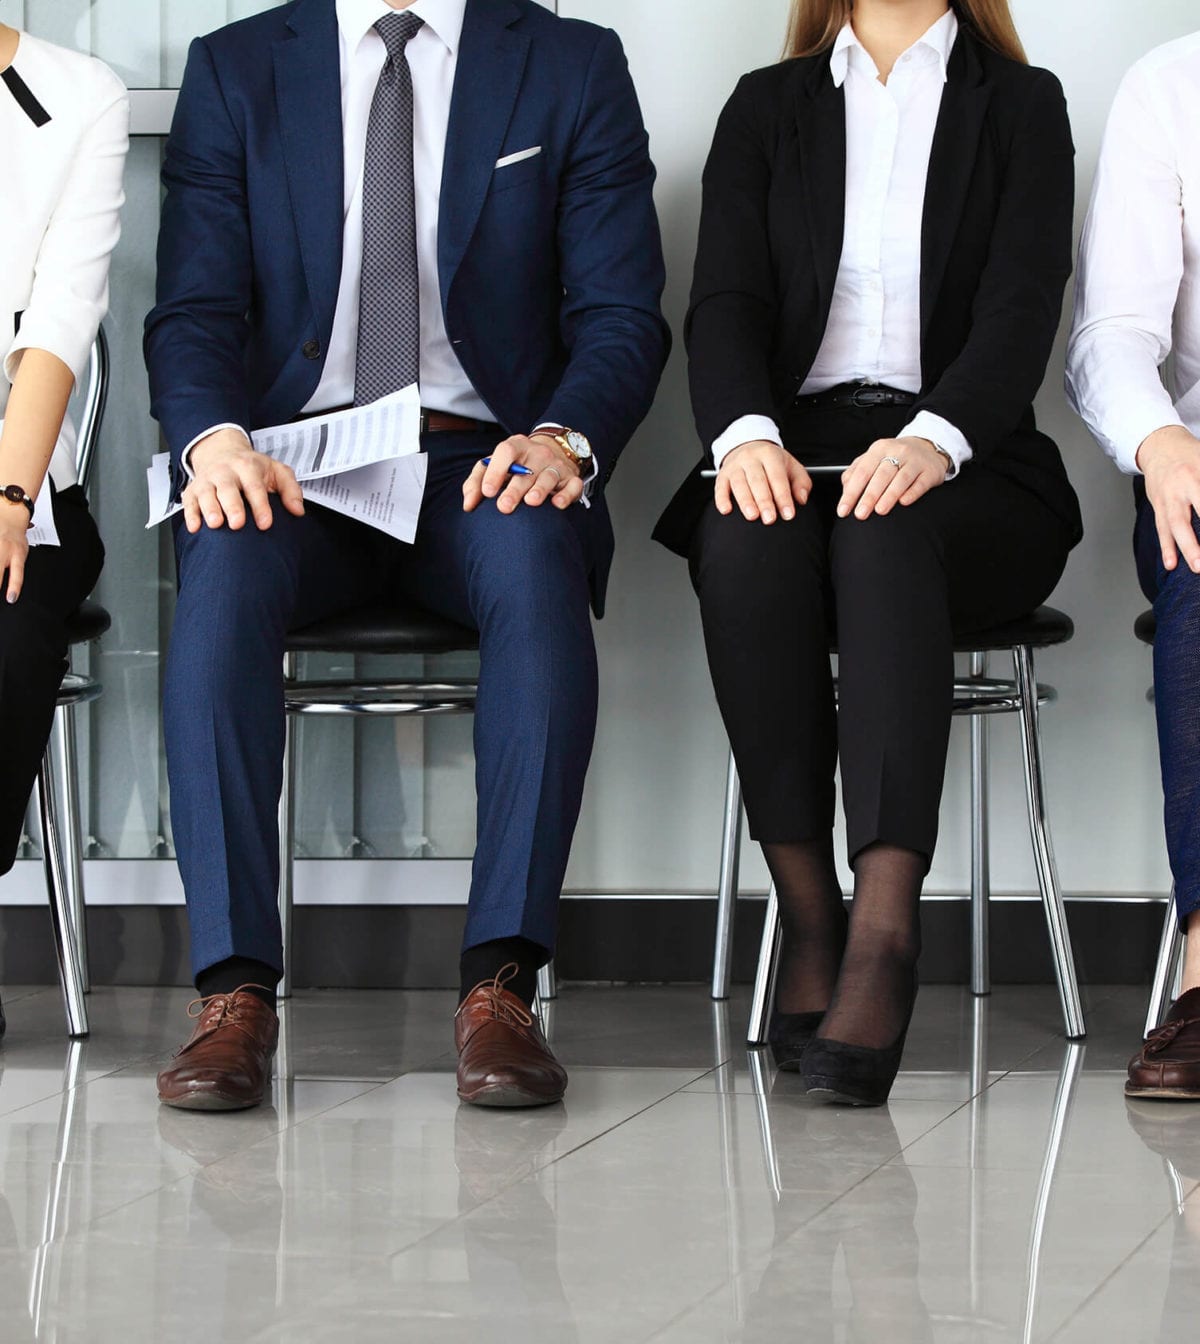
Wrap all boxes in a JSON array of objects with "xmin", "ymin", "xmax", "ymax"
[{"xmin": 302, "ymin": 339, "xmax": 321, "ymax": 360}]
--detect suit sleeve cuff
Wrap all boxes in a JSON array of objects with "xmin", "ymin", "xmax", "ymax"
[
  {"xmin": 179, "ymin": 423, "xmax": 252, "ymax": 479},
  {"xmin": 901, "ymin": 411, "xmax": 973, "ymax": 479},
  {"xmin": 711, "ymin": 415, "xmax": 783, "ymax": 470}
]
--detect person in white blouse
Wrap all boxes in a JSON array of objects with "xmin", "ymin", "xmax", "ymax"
[
  {"xmin": 656, "ymin": 0, "xmax": 1082, "ymax": 1105},
  {"xmin": 1066, "ymin": 32, "xmax": 1200, "ymax": 1101},
  {"xmin": 0, "ymin": 24, "xmax": 128, "ymax": 1034}
]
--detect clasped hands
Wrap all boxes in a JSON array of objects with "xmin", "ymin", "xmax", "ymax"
[
  {"xmin": 715, "ymin": 436, "xmax": 950, "ymax": 525},
  {"xmin": 181, "ymin": 429, "xmax": 583, "ymax": 534}
]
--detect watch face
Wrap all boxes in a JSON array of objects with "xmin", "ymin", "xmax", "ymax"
[
  {"xmin": 564, "ymin": 430, "xmax": 592, "ymax": 461},
  {"xmin": 2, "ymin": 485, "xmax": 23, "ymax": 504}
]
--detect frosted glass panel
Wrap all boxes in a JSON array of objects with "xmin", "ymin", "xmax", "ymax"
[{"xmin": 0, "ymin": 0, "xmax": 279, "ymax": 85}]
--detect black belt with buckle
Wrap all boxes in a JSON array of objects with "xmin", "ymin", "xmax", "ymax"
[{"xmin": 796, "ymin": 382, "xmax": 918, "ymax": 411}]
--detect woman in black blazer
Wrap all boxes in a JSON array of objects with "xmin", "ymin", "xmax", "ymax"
[{"xmin": 655, "ymin": 0, "xmax": 1082, "ymax": 1105}]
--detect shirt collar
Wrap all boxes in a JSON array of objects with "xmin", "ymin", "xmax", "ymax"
[
  {"xmin": 336, "ymin": 0, "xmax": 466, "ymax": 56},
  {"xmin": 829, "ymin": 9, "xmax": 957, "ymax": 87}
]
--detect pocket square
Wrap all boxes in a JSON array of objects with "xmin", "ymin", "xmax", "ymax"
[{"xmin": 495, "ymin": 146, "xmax": 543, "ymax": 170}]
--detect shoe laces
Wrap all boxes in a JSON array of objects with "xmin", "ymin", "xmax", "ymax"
[
  {"xmin": 460, "ymin": 963, "xmax": 535, "ymax": 1029},
  {"xmin": 177, "ymin": 985, "xmax": 270, "ymax": 1054}
]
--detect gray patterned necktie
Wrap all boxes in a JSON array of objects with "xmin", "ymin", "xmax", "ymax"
[{"xmin": 354, "ymin": 10, "xmax": 425, "ymax": 406}]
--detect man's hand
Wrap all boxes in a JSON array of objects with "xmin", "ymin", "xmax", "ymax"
[
  {"xmin": 183, "ymin": 428, "xmax": 305, "ymax": 534},
  {"xmin": 715, "ymin": 441, "xmax": 811, "ymax": 524},
  {"xmin": 0, "ymin": 510, "xmax": 30, "ymax": 604},
  {"xmin": 1138, "ymin": 426, "xmax": 1200, "ymax": 573},
  {"xmin": 838, "ymin": 437, "xmax": 950, "ymax": 520},
  {"xmin": 462, "ymin": 434, "xmax": 584, "ymax": 514}
]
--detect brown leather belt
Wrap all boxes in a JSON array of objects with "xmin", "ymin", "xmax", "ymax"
[{"xmin": 420, "ymin": 409, "xmax": 498, "ymax": 434}]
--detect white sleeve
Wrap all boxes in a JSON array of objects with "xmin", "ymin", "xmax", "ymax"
[
  {"xmin": 1065, "ymin": 65, "xmax": 1186, "ymax": 475},
  {"xmin": 4, "ymin": 69, "xmax": 130, "ymax": 389},
  {"xmin": 901, "ymin": 410, "xmax": 972, "ymax": 478},
  {"xmin": 711, "ymin": 414, "xmax": 783, "ymax": 470},
  {"xmin": 179, "ymin": 424, "xmax": 253, "ymax": 479}
]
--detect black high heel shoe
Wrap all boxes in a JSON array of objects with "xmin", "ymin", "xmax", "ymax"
[
  {"xmin": 800, "ymin": 979, "xmax": 919, "ymax": 1107},
  {"xmin": 768, "ymin": 1011, "xmax": 825, "ymax": 1071}
]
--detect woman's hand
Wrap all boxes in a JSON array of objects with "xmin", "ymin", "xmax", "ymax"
[
  {"xmin": 716, "ymin": 441, "xmax": 812, "ymax": 524},
  {"xmin": 0, "ymin": 513, "xmax": 31, "ymax": 604},
  {"xmin": 1138, "ymin": 426, "xmax": 1200, "ymax": 574},
  {"xmin": 838, "ymin": 437, "xmax": 950, "ymax": 520}
]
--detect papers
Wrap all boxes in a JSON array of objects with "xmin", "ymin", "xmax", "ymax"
[
  {"xmin": 146, "ymin": 387, "xmax": 427, "ymax": 544},
  {"xmin": 27, "ymin": 484, "xmax": 60, "ymax": 548}
]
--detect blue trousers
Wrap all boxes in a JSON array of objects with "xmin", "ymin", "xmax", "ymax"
[
  {"xmin": 1136, "ymin": 483, "xmax": 1200, "ymax": 926},
  {"xmin": 164, "ymin": 432, "xmax": 598, "ymax": 980}
]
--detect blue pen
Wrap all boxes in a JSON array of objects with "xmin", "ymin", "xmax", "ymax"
[{"xmin": 481, "ymin": 458, "xmax": 534, "ymax": 476}]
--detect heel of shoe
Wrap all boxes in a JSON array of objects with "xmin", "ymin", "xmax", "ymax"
[{"xmin": 768, "ymin": 1011, "xmax": 825, "ymax": 1072}]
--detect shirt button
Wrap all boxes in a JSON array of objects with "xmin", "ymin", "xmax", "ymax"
[{"xmin": 302, "ymin": 339, "xmax": 321, "ymax": 360}]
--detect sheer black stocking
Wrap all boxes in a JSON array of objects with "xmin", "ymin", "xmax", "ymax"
[
  {"xmin": 820, "ymin": 843, "xmax": 924, "ymax": 1050},
  {"xmin": 764, "ymin": 837, "xmax": 847, "ymax": 1015}
]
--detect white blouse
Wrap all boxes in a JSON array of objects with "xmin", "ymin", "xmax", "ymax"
[
  {"xmin": 0, "ymin": 30, "xmax": 128, "ymax": 491},
  {"xmin": 712, "ymin": 12, "xmax": 970, "ymax": 476}
]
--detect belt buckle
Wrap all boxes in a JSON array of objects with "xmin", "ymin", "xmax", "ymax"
[
  {"xmin": 850, "ymin": 384, "xmax": 877, "ymax": 410},
  {"xmin": 419, "ymin": 410, "xmax": 430, "ymax": 435}
]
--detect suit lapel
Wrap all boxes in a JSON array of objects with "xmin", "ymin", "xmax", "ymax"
[
  {"xmin": 920, "ymin": 33, "xmax": 992, "ymax": 345},
  {"xmin": 439, "ymin": 0, "xmax": 530, "ymax": 302},
  {"xmin": 273, "ymin": 0, "xmax": 344, "ymax": 341},
  {"xmin": 794, "ymin": 59, "xmax": 847, "ymax": 325}
]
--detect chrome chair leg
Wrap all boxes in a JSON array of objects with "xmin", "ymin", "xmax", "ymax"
[
  {"xmin": 36, "ymin": 758, "xmax": 88, "ymax": 1038},
  {"xmin": 1145, "ymin": 892, "xmax": 1185, "ymax": 1037},
  {"xmin": 1013, "ymin": 645, "xmax": 1085, "ymax": 1040},
  {"xmin": 969, "ymin": 652, "xmax": 990, "ymax": 997},
  {"xmin": 52, "ymin": 703, "xmax": 89, "ymax": 993},
  {"xmin": 278, "ymin": 654, "xmax": 298, "ymax": 1001},
  {"xmin": 747, "ymin": 884, "xmax": 781, "ymax": 1046},
  {"xmin": 537, "ymin": 961, "xmax": 557, "ymax": 1002},
  {"xmin": 712, "ymin": 751, "xmax": 743, "ymax": 1000}
]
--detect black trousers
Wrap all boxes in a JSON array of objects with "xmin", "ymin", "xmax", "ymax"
[
  {"xmin": 0, "ymin": 485, "xmax": 104, "ymax": 875},
  {"xmin": 689, "ymin": 404, "xmax": 1072, "ymax": 865}
]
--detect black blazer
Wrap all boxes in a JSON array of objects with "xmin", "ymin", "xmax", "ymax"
[{"xmin": 654, "ymin": 31, "xmax": 1084, "ymax": 556}]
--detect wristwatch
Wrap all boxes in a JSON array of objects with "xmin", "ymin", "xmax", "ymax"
[
  {"xmin": 536, "ymin": 427, "xmax": 593, "ymax": 475},
  {"xmin": 0, "ymin": 484, "xmax": 35, "ymax": 528}
]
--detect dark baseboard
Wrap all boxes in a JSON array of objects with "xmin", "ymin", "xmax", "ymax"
[{"xmin": 0, "ymin": 896, "xmax": 1171, "ymax": 989}]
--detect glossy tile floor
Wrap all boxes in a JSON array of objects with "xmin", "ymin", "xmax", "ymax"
[{"xmin": 0, "ymin": 982, "xmax": 1195, "ymax": 1342}]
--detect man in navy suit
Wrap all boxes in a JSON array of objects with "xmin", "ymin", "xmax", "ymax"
[{"xmin": 145, "ymin": 0, "xmax": 668, "ymax": 1112}]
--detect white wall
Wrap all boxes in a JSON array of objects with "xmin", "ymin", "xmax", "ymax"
[{"xmin": 562, "ymin": 0, "xmax": 1199, "ymax": 899}]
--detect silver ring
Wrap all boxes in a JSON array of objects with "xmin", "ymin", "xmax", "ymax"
[
  {"xmin": 545, "ymin": 466, "xmax": 562, "ymax": 482},
  {"xmin": 882, "ymin": 455, "xmax": 903, "ymax": 469}
]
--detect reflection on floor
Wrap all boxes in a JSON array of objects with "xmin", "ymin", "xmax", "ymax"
[{"xmin": 0, "ymin": 983, "xmax": 1194, "ymax": 1342}]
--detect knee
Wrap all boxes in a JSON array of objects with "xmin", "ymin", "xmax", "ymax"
[
  {"xmin": 467, "ymin": 504, "xmax": 587, "ymax": 622},
  {"xmin": 691, "ymin": 507, "xmax": 821, "ymax": 607},
  {"xmin": 830, "ymin": 509, "xmax": 941, "ymax": 587},
  {"xmin": 174, "ymin": 503, "xmax": 298, "ymax": 613}
]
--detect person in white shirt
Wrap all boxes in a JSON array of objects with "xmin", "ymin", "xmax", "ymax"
[
  {"xmin": 0, "ymin": 24, "xmax": 128, "ymax": 1035},
  {"xmin": 655, "ymin": 0, "xmax": 1082, "ymax": 1105},
  {"xmin": 1067, "ymin": 32, "xmax": 1200, "ymax": 1101}
]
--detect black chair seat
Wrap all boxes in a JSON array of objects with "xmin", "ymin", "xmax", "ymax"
[
  {"xmin": 286, "ymin": 601, "xmax": 480, "ymax": 657},
  {"xmin": 64, "ymin": 599, "xmax": 111, "ymax": 646},
  {"xmin": 1135, "ymin": 609, "xmax": 1156, "ymax": 646},
  {"xmin": 829, "ymin": 605, "xmax": 1073, "ymax": 656}
]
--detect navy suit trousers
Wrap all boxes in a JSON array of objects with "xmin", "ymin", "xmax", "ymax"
[{"xmin": 164, "ymin": 431, "xmax": 598, "ymax": 980}]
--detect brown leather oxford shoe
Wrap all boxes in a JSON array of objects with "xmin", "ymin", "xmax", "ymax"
[
  {"xmin": 1127, "ymin": 986, "xmax": 1200, "ymax": 1101},
  {"xmin": 157, "ymin": 988, "xmax": 279, "ymax": 1112},
  {"xmin": 455, "ymin": 966, "xmax": 566, "ymax": 1109}
]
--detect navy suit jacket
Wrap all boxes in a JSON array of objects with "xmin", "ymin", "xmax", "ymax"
[{"xmin": 144, "ymin": 0, "xmax": 670, "ymax": 612}]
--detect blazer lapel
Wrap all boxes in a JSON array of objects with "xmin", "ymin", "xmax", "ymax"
[
  {"xmin": 439, "ymin": 0, "xmax": 530, "ymax": 302},
  {"xmin": 273, "ymin": 0, "xmax": 344, "ymax": 341},
  {"xmin": 794, "ymin": 59, "xmax": 847, "ymax": 325},
  {"xmin": 920, "ymin": 33, "xmax": 992, "ymax": 345}
]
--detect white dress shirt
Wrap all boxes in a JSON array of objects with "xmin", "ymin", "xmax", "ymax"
[
  {"xmin": 712, "ymin": 12, "xmax": 971, "ymax": 476},
  {"xmin": 0, "ymin": 31, "xmax": 128, "ymax": 490},
  {"xmin": 1066, "ymin": 32, "xmax": 1200, "ymax": 475}
]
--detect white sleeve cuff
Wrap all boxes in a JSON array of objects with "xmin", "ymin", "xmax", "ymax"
[
  {"xmin": 901, "ymin": 411, "xmax": 973, "ymax": 479},
  {"xmin": 179, "ymin": 423, "xmax": 252, "ymax": 478},
  {"xmin": 711, "ymin": 415, "xmax": 783, "ymax": 470}
]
